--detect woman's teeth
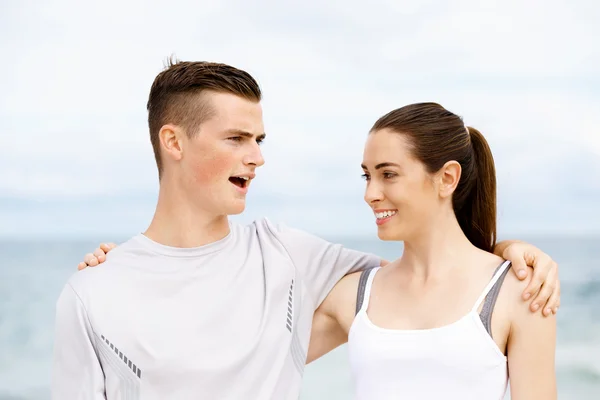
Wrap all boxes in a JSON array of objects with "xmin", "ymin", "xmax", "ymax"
[{"xmin": 375, "ymin": 210, "xmax": 397, "ymax": 219}]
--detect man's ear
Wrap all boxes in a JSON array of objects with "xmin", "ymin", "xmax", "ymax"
[
  {"xmin": 438, "ymin": 160, "xmax": 461, "ymax": 198},
  {"xmin": 159, "ymin": 124, "xmax": 184, "ymax": 162}
]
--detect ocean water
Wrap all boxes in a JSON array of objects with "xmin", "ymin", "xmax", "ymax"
[{"xmin": 0, "ymin": 235, "xmax": 598, "ymax": 399}]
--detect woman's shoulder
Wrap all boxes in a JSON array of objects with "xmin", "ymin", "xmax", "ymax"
[
  {"xmin": 477, "ymin": 251, "xmax": 532, "ymax": 310},
  {"xmin": 329, "ymin": 269, "xmax": 372, "ymax": 306},
  {"xmin": 493, "ymin": 262, "xmax": 548, "ymax": 330}
]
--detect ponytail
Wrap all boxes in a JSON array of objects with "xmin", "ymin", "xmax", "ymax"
[{"xmin": 456, "ymin": 127, "xmax": 497, "ymax": 253}]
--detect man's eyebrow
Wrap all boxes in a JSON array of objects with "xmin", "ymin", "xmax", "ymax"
[
  {"xmin": 361, "ymin": 162, "xmax": 401, "ymax": 170},
  {"xmin": 224, "ymin": 129, "xmax": 266, "ymax": 140}
]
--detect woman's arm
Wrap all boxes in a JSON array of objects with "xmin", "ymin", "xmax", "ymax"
[
  {"xmin": 506, "ymin": 268, "xmax": 557, "ymax": 399},
  {"xmin": 306, "ymin": 305, "xmax": 348, "ymax": 364},
  {"xmin": 305, "ymin": 272, "xmax": 361, "ymax": 364}
]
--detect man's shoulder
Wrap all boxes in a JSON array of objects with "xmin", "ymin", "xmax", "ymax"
[
  {"xmin": 241, "ymin": 217, "xmax": 288, "ymax": 234},
  {"xmin": 247, "ymin": 217, "xmax": 329, "ymax": 241},
  {"xmin": 234, "ymin": 217, "xmax": 307, "ymax": 242}
]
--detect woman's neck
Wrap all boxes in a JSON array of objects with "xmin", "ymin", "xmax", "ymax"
[{"xmin": 399, "ymin": 210, "xmax": 478, "ymax": 282}]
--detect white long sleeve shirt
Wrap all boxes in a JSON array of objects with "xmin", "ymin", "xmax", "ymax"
[{"xmin": 51, "ymin": 218, "xmax": 379, "ymax": 400}]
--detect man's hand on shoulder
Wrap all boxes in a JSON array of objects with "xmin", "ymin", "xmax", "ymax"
[
  {"xmin": 494, "ymin": 240, "xmax": 560, "ymax": 317},
  {"xmin": 77, "ymin": 243, "xmax": 117, "ymax": 270}
]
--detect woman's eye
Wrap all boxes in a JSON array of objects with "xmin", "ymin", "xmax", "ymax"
[
  {"xmin": 383, "ymin": 172, "xmax": 396, "ymax": 179},
  {"xmin": 361, "ymin": 174, "xmax": 370, "ymax": 181}
]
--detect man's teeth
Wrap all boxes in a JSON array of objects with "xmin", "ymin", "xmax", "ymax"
[{"xmin": 375, "ymin": 210, "xmax": 397, "ymax": 219}]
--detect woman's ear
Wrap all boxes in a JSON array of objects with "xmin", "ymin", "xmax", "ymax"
[{"xmin": 439, "ymin": 160, "xmax": 461, "ymax": 198}]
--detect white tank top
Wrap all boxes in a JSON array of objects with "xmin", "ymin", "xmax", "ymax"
[{"xmin": 348, "ymin": 261, "xmax": 511, "ymax": 400}]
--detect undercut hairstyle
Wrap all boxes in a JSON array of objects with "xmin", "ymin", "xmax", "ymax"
[
  {"xmin": 146, "ymin": 57, "xmax": 262, "ymax": 178},
  {"xmin": 371, "ymin": 102, "xmax": 497, "ymax": 253}
]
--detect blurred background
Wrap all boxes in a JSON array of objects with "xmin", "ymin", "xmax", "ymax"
[{"xmin": 0, "ymin": 0, "xmax": 598, "ymax": 398}]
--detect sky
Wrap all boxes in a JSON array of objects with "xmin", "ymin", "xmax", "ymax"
[{"xmin": 0, "ymin": 0, "xmax": 599, "ymax": 240}]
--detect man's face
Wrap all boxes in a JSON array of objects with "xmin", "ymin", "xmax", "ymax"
[{"xmin": 178, "ymin": 92, "xmax": 265, "ymax": 217}]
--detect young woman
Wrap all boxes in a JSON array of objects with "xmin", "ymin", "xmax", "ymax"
[{"xmin": 308, "ymin": 103, "xmax": 556, "ymax": 399}]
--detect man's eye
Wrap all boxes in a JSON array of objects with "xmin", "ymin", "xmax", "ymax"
[{"xmin": 228, "ymin": 137, "xmax": 242, "ymax": 142}]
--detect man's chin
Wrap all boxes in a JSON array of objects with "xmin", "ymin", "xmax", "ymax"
[{"xmin": 226, "ymin": 200, "xmax": 246, "ymax": 215}]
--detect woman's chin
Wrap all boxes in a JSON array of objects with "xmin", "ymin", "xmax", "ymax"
[{"xmin": 377, "ymin": 228, "xmax": 402, "ymax": 242}]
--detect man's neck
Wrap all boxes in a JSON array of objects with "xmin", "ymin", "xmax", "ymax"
[{"xmin": 143, "ymin": 185, "xmax": 230, "ymax": 249}]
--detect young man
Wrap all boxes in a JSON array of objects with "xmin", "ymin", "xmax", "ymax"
[{"xmin": 53, "ymin": 59, "xmax": 560, "ymax": 400}]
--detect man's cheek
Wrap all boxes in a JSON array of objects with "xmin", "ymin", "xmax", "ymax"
[{"xmin": 192, "ymin": 155, "xmax": 231, "ymax": 184}]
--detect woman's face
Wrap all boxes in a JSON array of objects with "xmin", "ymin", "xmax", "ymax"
[{"xmin": 361, "ymin": 129, "xmax": 444, "ymax": 241}]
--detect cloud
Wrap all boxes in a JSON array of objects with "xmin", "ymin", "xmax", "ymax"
[{"xmin": 0, "ymin": 0, "xmax": 598, "ymax": 236}]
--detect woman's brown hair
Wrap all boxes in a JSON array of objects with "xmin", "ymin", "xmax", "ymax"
[{"xmin": 371, "ymin": 102, "xmax": 497, "ymax": 252}]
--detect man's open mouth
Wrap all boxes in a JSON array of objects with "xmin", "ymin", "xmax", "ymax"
[{"xmin": 229, "ymin": 176, "xmax": 249, "ymax": 188}]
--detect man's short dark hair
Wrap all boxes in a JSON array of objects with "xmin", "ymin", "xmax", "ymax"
[{"xmin": 146, "ymin": 57, "xmax": 262, "ymax": 177}]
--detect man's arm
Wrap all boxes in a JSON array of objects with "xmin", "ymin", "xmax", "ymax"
[
  {"xmin": 272, "ymin": 223, "xmax": 381, "ymax": 310},
  {"xmin": 52, "ymin": 284, "xmax": 105, "ymax": 399}
]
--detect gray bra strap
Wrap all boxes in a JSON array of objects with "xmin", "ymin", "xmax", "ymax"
[
  {"xmin": 479, "ymin": 262, "xmax": 512, "ymax": 339},
  {"xmin": 355, "ymin": 267, "xmax": 376, "ymax": 315}
]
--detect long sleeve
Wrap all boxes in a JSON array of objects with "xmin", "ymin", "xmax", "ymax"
[{"xmin": 51, "ymin": 283, "xmax": 106, "ymax": 399}]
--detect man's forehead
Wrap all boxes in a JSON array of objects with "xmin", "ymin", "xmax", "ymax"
[{"xmin": 199, "ymin": 96, "xmax": 264, "ymax": 134}]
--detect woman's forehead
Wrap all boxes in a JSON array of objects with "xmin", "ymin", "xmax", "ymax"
[{"xmin": 363, "ymin": 130, "xmax": 412, "ymax": 163}]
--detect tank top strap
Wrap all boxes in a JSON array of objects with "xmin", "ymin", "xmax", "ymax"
[
  {"xmin": 471, "ymin": 260, "xmax": 512, "ymax": 312},
  {"xmin": 355, "ymin": 266, "xmax": 380, "ymax": 315}
]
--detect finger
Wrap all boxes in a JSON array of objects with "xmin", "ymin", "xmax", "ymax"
[
  {"xmin": 100, "ymin": 242, "xmax": 117, "ymax": 252},
  {"xmin": 541, "ymin": 264, "xmax": 559, "ymax": 312},
  {"xmin": 522, "ymin": 254, "xmax": 553, "ymax": 300},
  {"xmin": 93, "ymin": 247, "xmax": 107, "ymax": 263},
  {"xmin": 84, "ymin": 253, "xmax": 99, "ymax": 267},
  {"xmin": 547, "ymin": 279, "xmax": 561, "ymax": 314},
  {"xmin": 83, "ymin": 253, "xmax": 94, "ymax": 264},
  {"xmin": 77, "ymin": 262, "xmax": 87, "ymax": 271},
  {"xmin": 531, "ymin": 262, "xmax": 558, "ymax": 314},
  {"xmin": 509, "ymin": 257, "xmax": 529, "ymax": 281},
  {"xmin": 532, "ymin": 277, "xmax": 556, "ymax": 316}
]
